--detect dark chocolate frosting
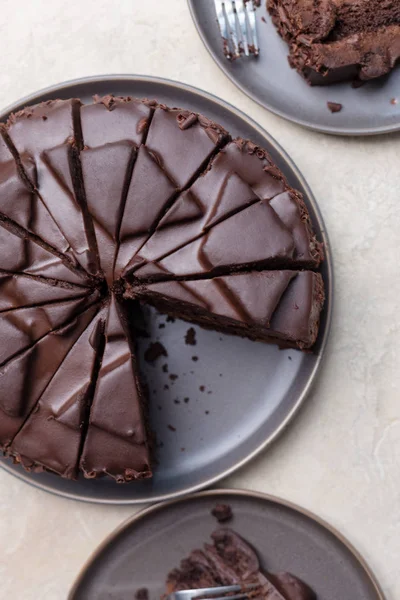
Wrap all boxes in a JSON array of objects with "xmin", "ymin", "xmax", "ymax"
[{"xmin": 0, "ymin": 96, "xmax": 324, "ymax": 482}]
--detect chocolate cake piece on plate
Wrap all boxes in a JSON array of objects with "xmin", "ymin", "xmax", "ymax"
[
  {"xmin": 115, "ymin": 104, "xmax": 229, "ymax": 277},
  {"xmin": 80, "ymin": 294, "xmax": 151, "ymax": 482},
  {"xmin": 267, "ymin": 0, "xmax": 400, "ymax": 84},
  {"xmin": 8, "ymin": 306, "xmax": 107, "ymax": 479},
  {"xmin": 0, "ymin": 219, "xmax": 89, "ymax": 286},
  {"xmin": 0, "ymin": 272, "xmax": 88, "ymax": 312},
  {"xmin": 0, "ymin": 302, "xmax": 100, "ymax": 450},
  {"xmin": 130, "ymin": 199, "xmax": 298, "ymax": 281},
  {"xmin": 166, "ymin": 528, "xmax": 315, "ymax": 599},
  {"xmin": 131, "ymin": 140, "xmax": 321, "ymax": 274},
  {"xmin": 1, "ymin": 100, "xmax": 98, "ymax": 274},
  {"xmin": 129, "ymin": 270, "xmax": 324, "ymax": 350},
  {"xmin": 0, "ymin": 294, "xmax": 96, "ymax": 367}
]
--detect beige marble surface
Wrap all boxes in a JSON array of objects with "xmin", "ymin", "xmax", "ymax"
[{"xmin": 0, "ymin": 1, "xmax": 399, "ymax": 598}]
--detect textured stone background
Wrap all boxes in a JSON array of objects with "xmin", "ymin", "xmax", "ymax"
[{"xmin": 0, "ymin": 1, "xmax": 399, "ymax": 598}]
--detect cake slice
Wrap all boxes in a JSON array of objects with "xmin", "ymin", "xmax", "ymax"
[
  {"xmin": 0, "ymin": 302, "xmax": 100, "ymax": 450},
  {"xmin": 166, "ymin": 528, "xmax": 315, "ymax": 599},
  {"xmin": 79, "ymin": 294, "xmax": 151, "ymax": 482},
  {"xmin": 267, "ymin": 0, "xmax": 400, "ymax": 84},
  {"xmin": 0, "ymin": 272, "xmax": 88, "ymax": 312},
  {"xmin": 0, "ymin": 294, "xmax": 97, "ymax": 367},
  {"xmin": 80, "ymin": 140, "xmax": 137, "ymax": 283},
  {"xmin": 79, "ymin": 95, "xmax": 153, "ymax": 148},
  {"xmin": 115, "ymin": 104, "xmax": 229, "ymax": 277},
  {"xmin": 129, "ymin": 270, "xmax": 324, "ymax": 350},
  {"xmin": 130, "ymin": 198, "xmax": 297, "ymax": 282},
  {"xmin": 1, "ymin": 100, "xmax": 98, "ymax": 271},
  {"xmin": 8, "ymin": 306, "xmax": 107, "ymax": 479},
  {"xmin": 0, "ymin": 219, "xmax": 89, "ymax": 286},
  {"xmin": 131, "ymin": 140, "xmax": 321, "ymax": 274}
]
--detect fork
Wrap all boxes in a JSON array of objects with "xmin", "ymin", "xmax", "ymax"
[
  {"xmin": 214, "ymin": 1, "xmax": 260, "ymax": 60},
  {"xmin": 167, "ymin": 583, "xmax": 261, "ymax": 600}
]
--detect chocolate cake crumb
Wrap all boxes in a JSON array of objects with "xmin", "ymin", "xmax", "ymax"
[
  {"xmin": 162, "ymin": 363, "xmax": 168, "ymax": 373},
  {"xmin": 184, "ymin": 397, "xmax": 190, "ymax": 403},
  {"xmin": 199, "ymin": 385, "xmax": 205, "ymax": 392},
  {"xmin": 185, "ymin": 327, "xmax": 197, "ymax": 346},
  {"xmin": 327, "ymin": 102, "xmax": 342, "ymax": 113},
  {"xmin": 168, "ymin": 424, "xmax": 176, "ymax": 432},
  {"xmin": 174, "ymin": 399, "xmax": 180, "ymax": 404},
  {"xmin": 164, "ymin": 384, "xmax": 169, "ymax": 390},
  {"xmin": 169, "ymin": 374, "xmax": 178, "ymax": 381},
  {"xmin": 144, "ymin": 341, "xmax": 168, "ymax": 363},
  {"xmin": 181, "ymin": 447, "xmax": 185, "ymax": 452},
  {"xmin": 166, "ymin": 315, "xmax": 175, "ymax": 323},
  {"xmin": 391, "ymin": 98, "xmax": 398, "ymax": 105},
  {"xmin": 261, "ymin": 16, "xmax": 266, "ymax": 22},
  {"xmin": 211, "ymin": 503, "xmax": 233, "ymax": 523},
  {"xmin": 205, "ymin": 410, "xmax": 210, "ymax": 415},
  {"xmin": 192, "ymin": 356, "xmax": 198, "ymax": 362},
  {"xmin": 159, "ymin": 323, "xmax": 165, "ymax": 329},
  {"xmin": 135, "ymin": 588, "xmax": 149, "ymax": 600}
]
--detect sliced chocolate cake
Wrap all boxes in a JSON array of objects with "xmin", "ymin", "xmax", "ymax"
[
  {"xmin": 166, "ymin": 528, "xmax": 315, "ymax": 599},
  {"xmin": 128, "ymin": 271, "xmax": 324, "ymax": 350},
  {"xmin": 267, "ymin": 0, "xmax": 400, "ymax": 84},
  {"xmin": 0, "ymin": 95, "xmax": 325, "ymax": 482}
]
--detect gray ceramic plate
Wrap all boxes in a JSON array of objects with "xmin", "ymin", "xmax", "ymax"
[
  {"xmin": 188, "ymin": 0, "xmax": 400, "ymax": 136},
  {"xmin": 69, "ymin": 489, "xmax": 384, "ymax": 600},
  {"xmin": 0, "ymin": 75, "xmax": 332, "ymax": 504}
]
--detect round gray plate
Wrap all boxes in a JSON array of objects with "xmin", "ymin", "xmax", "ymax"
[
  {"xmin": 69, "ymin": 490, "xmax": 384, "ymax": 600},
  {"xmin": 0, "ymin": 75, "xmax": 332, "ymax": 504},
  {"xmin": 188, "ymin": 0, "xmax": 400, "ymax": 135}
]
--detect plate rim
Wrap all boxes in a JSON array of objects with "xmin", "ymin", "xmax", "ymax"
[
  {"xmin": 68, "ymin": 488, "xmax": 385, "ymax": 600},
  {"xmin": 0, "ymin": 74, "xmax": 333, "ymax": 504},
  {"xmin": 187, "ymin": 0, "xmax": 400, "ymax": 137}
]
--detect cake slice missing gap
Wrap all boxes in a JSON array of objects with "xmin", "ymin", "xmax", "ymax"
[
  {"xmin": 127, "ymin": 270, "xmax": 325, "ymax": 350},
  {"xmin": 8, "ymin": 305, "xmax": 107, "ymax": 479}
]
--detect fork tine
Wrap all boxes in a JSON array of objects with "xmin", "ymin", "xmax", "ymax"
[
  {"xmin": 214, "ymin": 0, "xmax": 232, "ymax": 59},
  {"xmin": 235, "ymin": 1, "xmax": 249, "ymax": 56},
  {"xmin": 223, "ymin": 1, "xmax": 241, "ymax": 59},
  {"xmin": 246, "ymin": 0, "xmax": 259, "ymax": 56}
]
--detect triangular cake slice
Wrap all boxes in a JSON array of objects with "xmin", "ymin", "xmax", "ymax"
[
  {"xmin": 80, "ymin": 294, "xmax": 151, "ymax": 482},
  {"xmin": 8, "ymin": 306, "xmax": 107, "ymax": 479},
  {"xmin": 131, "ymin": 199, "xmax": 296, "ymax": 281},
  {"xmin": 115, "ymin": 104, "xmax": 229, "ymax": 276},
  {"xmin": 0, "ymin": 272, "xmax": 88, "ymax": 312},
  {"xmin": 132, "ymin": 139, "xmax": 320, "ymax": 271},
  {"xmin": 0, "ymin": 302, "xmax": 100, "ymax": 450},
  {"xmin": 166, "ymin": 528, "xmax": 315, "ymax": 600},
  {"xmin": 1, "ymin": 100, "xmax": 93, "ymax": 266},
  {"xmin": 80, "ymin": 141, "xmax": 137, "ymax": 283},
  {"xmin": 80, "ymin": 95, "xmax": 153, "ymax": 148},
  {"xmin": 0, "ymin": 293, "xmax": 97, "ymax": 367},
  {"xmin": 0, "ymin": 219, "xmax": 89, "ymax": 285},
  {"xmin": 115, "ymin": 144, "xmax": 177, "ymax": 278},
  {"xmin": 129, "ymin": 270, "xmax": 324, "ymax": 350}
]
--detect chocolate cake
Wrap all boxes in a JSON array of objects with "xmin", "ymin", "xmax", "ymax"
[
  {"xmin": 267, "ymin": 0, "xmax": 400, "ymax": 84},
  {"xmin": 166, "ymin": 528, "xmax": 315, "ymax": 599},
  {"xmin": 0, "ymin": 95, "xmax": 325, "ymax": 482}
]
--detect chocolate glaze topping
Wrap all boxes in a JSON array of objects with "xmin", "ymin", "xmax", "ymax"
[{"xmin": 0, "ymin": 96, "xmax": 324, "ymax": 482}]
